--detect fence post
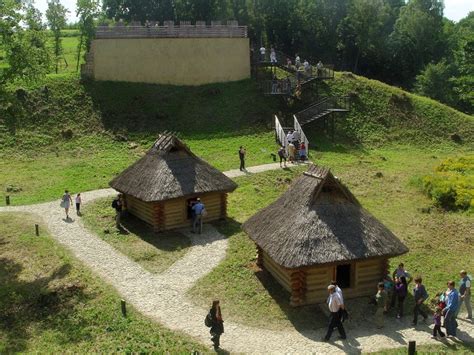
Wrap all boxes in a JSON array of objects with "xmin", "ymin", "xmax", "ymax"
[
  {"xmin": 408, "ymin": 340, "xmax": 416, "ymax": 355},
  {"xmin": 121, "ymin": 299, "xmax": 127, "ymax": 317},
  {"xmin": 35, "ymin": 224, "xmax": 39, "ymax": 236},
  {"xmin": 6, "ymin": 196, "xmax": 10, "ymax": 205}
]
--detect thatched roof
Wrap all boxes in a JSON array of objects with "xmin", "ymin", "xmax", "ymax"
[
  {"xmin": 242, "ymin": 165, "xmax": 408, "ymax": 269},
  {"xmin": 110, "ymin": 133, "xmax": 237, "ymax": 202}
]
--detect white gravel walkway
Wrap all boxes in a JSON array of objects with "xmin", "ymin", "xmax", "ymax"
[{"xmin": 1, "ymin": 163, "xmax": 473, "ymax": 354}]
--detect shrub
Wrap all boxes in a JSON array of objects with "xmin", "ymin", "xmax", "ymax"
[{"xmin": 422, "ymin": 156, "xmax": 474, "ymax": 212}]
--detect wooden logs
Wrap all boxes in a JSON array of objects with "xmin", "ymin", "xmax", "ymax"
[
  {"xmin": 290, "ymin": 270, "xmax": 307, "ymax": 306},
  {"xmin": 220, "ymin": 193, "xmax": 228, "ymax": 219}
]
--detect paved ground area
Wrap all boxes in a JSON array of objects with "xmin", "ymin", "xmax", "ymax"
[{"xmin": 1, "ymin": 163, "xmax": 473, "ymax": 353}]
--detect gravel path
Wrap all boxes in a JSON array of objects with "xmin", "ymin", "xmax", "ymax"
[{"xmin": 1, "ymin": 163, "xmax": 473, "ymax": 353}]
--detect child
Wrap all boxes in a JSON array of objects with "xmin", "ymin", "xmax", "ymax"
[
  {"xmin": 75, "ymin": 193, "xmax": 82, "ymax": 215},
  {"xmin": 432, "ymin": 306, "xmax": 445, "ymax": 338}
]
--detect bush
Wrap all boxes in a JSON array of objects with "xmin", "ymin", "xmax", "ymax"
[{"xmin": 422, "ymin": 156, "xmax": 474, "ymax": 212}]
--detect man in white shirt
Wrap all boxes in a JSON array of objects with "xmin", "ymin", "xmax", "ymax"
[
  {"xmin": 295, "ymin": 54, "xmax": 301, "ymax": 68},
  {"xmin": 292, "ymin": 130, "xmax": 301, "ymax": 144},
  {"xmin": 324, "ymin": 285, "xmax": 347, "ymax": 341},
  {"xmin": 286, "ymin": 130, "xmax": 294, "ymax": 144}
]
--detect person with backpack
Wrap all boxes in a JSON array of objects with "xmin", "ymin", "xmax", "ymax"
[
  {"xmin": 112, "ymin": 194, "xmax": 123, "ymax": 229},
  {"xmin": 206, "ymin": 300, "xmax": 224, "ymax": 350},
  {"xmin": 60, "ymin": 190, "xmax": 73, "ymax": 220},
  {"xmin": 459, "ymin": 270, "xmax": 472, "ymax": 319},
  {"xmin": 191, "ymin": 198, "xmax": 205, "ymax": 234},
  {"xmin": 412, "ymin": 276, "xmax": 429, "ymax": 326}
]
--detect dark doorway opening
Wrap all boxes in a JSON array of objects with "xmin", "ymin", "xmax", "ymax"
[
  {"xmin": 186, "ymin": 197, "xmax": 199, "ymax": 220},
  {"xmin": 336, "ymin": 264, "xmax": 352, "ymax": 289}
]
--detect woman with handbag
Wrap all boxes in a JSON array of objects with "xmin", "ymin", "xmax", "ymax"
[
  {"xmin": 209, "ymin": 300, "xmax": 224, "ymax": 350},
  {"xmin": 61, "ymin": 190, "xmax": 73, "ymax": 220}
]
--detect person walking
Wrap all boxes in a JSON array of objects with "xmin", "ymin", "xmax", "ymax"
[
  {"xmin": 375, "ymin": 282, "xmax": 389, "ymax": 328},
  {"xmin": 270, "ymin": 47, "xmax": 277, "ymax": 64},
  {"xmin": 209, "ymin": 300, "xmax": 224, "ymax": 350},
  {"xmin": 295, "ymin": 54, "xmax": 301, "ymax": 69},
  {"xmin": 112, "ymin": 194, "xmax": 123, "ymax": 229},
  {"xmin": 391, "ymin": 263, "xmax": 412, "ymax": 307},
  {"xmin": 259, "ymin": 46, "xmax": 266, "ymax": 61},
  {"xmin": 432, "ymin": 306, "xmax": 446, "ymax": 338},
  {"xmin": 394, "ymin": 276, "xmax": 408, "ymax": 318},
  {"xmin": 191, "ymin": 198, "xmax": 205, "ymax": 234},
  {"xmin": 288, "ymin": 142, "xmax": 296, "ymax": 163},
  {"xmin": 278, "ymin": 146, "xmax": 287, "ymax": 168},
  {"xmin": 239, "ymin": 146, "xmax": 246, "ymax": 171},
  {"xmin": 75, "ymin": 193, "xmax": 82, "ymax": 216},
  {"xmin": 299, "ymin": 142, "xmax": 307, "ymax": 161},
  {"xmin": 444, "ymin": 280, "xmax": 459, "ymax": 337},
  {"xmin": 459, "ymin": 270, "xmax": 472, "ymax": 319},
  {"xmin": 61, "ymin": 190, "xmax": 73, "ymax": 220},
  {"xmin": 323, "ymin": 284, "xmax": 346, "ymax": 341},
  {"xmin": 412, "ymin": 276, "xmax": 429, "ymax": 326},
  {"xmin": 316, "ymin": 60, "xmax": 324, "ymax": 77}
]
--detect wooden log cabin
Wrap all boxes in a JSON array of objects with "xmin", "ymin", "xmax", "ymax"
[
  {"xmin": 243, "ymin": 164, "xmax": 409, "ymax": 306},
  {"xmin": 109, "ymin": 134, "xmax": 237, "ymax": 231}
]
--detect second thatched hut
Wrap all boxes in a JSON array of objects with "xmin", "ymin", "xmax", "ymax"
[
  {"xmin": 242, "ymin": 164, "xmax": 409, "ymax": 306},
  {"xmin": 110, "ymin": 133, "xmax": 237, "ymax": 232}
]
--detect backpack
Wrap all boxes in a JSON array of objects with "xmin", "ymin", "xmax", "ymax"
[
  {"xmin": 422, "ymin": 286, "xmax": 429, "ymax": 301},
  {"xmin": 204, "ymin": 312, "xmax": 213, "ymax": 327}
]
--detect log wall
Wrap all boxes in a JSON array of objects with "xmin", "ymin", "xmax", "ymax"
[
  {"xmin": 125, "ymin": 195, "xmax": 157, "ymax": 226},
  {"xmin": 260, "ymin": 250, "xmax": 387, "ymax": 306}
]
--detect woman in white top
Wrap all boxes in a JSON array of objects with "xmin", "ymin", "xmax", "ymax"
[
  {"xmin": 75, "ymin": 193, "xmax": 82, "ymax": 215},
  {"xmin": 61, "ymin": 190, "xmax": 73, "ymax": 220}
]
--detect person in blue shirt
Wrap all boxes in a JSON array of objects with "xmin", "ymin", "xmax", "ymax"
[
  {"xmin": 191, "ymin": 198, "xmax": 205, "ymax": 234},
  {"xmin": 443, "ymin": 280, "xmax": 459, "ymax": 337}
]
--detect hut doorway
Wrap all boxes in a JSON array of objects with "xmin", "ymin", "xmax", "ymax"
[
  {"xmin": 336, "ymin": 264, "xmax": 352, "ymax": 289},
  {"xmin": 186, "ymin": 197, "xmax": 199, "ymax": 220}
]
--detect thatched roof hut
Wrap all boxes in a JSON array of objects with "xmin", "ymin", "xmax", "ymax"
[
  {"xmin": 110, "ymin": 133, "xmax": 237, "ymax": 231},
  {"xmin": 243, "ymin": 164, "xmax": 408, "ymax": 306}
]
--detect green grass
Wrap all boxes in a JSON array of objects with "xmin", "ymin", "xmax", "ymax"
[
  {"xmin": 0, "ymin": 213, "xmax": 206, "ymax": 353},
  {"xmin": 81, "ymin": 197, "xmax": 191, "ymax": 274},
  {"xmin": 188, "ymin": 146, "xmax": 474, "ymax": 333}
]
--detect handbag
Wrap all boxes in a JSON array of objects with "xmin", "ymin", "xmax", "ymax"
[{"xmin": 204, "ymin": 312, "xmax": 213, "ymax": 327}]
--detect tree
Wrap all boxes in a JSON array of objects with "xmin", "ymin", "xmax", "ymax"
[
  {"xmin": 46, "ymin": 0, "xmax": 69, "ymax": 73},
  {"xmin": 1, "ymin": 2, "xmax": 50, "ymax": 84},
  {"xmin": 76, "ymin": 0, "xmax": 101, "ymax": 71},
  {"xmin": 414, "ymin": 60, "xmax": 455, "ymax": 105},
  {"xmin": 390, "ymin": 0, "xmax": 445, "ymax": 86}
]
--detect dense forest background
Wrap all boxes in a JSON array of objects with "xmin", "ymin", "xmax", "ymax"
[{"xmin": 102, "ymin": 0, "xmax": 474, "ymax": 114}]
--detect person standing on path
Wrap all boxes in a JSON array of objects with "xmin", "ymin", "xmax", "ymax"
[
  {"xmin": 61, "ymin": 190, "xmax": 73, "ymax": 220},
  {"xmin": 278, "ymin": 146, "xmax": 287, "ymax": 168},
  {"xmin": 259, "ymin": 46, "xmax": 266, "ymax": 61},
  {"xmin": 444, "ymin": 280, "xmax": 459, "ymax": 337},
  {"xmin": 375, "ymin": 282, "xmax": 389, "ymax": 328},
  {"xmin": 392, "ymin": 263, "xmax": 412, "ymax": 307},
  {"xmin": 394, "ymin": 276, "xmax": 408, "ymax": 319},
  {"xmin": 112, "ymin": 194, "xmax": 123, "ymax": 229},
  {"xmin": 412, "ymin": 276, "xmax": 429, "ymax": 326},
  {"xmin": 323, "ymin": 284, "xmax": 346, "ymax": 341},
  {"xmin": 459, "ymin": 270, "xmax": 472, "ymax": 319},
  {"xmin": 432, "ymin": 306, "xmax": 446, "ymax": 338},
  {"xmin": 239, "ymin": 146, "xmax": 246, "ymax": 171},
  {"xmin": 75, "ymin": 193, "xmax": 82, "ymax": 216},
  {"xmin": 191, "ymin": 198, "xmax": 205, "ymax": 234},
  {"xmin": 209, "ymin": 300, "xmax": 224, "ymax": 350}
]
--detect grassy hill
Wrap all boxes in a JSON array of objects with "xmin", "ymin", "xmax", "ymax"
[{"xmin": 0, "ymin": 72, "xmax": 472, "ymax": 205}]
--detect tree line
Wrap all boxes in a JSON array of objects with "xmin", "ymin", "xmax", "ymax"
[
  {"xmin": 101, "ymin": 0, "xmax": 474, "ymax": 114},
  {"xmin": 1, "ymin": 0, "xmax": 472, "ymax": 114}
]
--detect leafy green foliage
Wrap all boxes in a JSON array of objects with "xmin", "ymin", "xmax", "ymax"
[
  {"xmin": 46, "ymin": 0, "xmax": 69, "ymax": 74},
  {"xmin": 422, "ymin": 155, "xmax": 474, "ymax": 211},
  {"xmin": 0, "ymin": 213, "xmax": 206, "ymax": 353},
  {"xmin": 76, "ymin": 0, "xmax": 101, "ymax": 71}
]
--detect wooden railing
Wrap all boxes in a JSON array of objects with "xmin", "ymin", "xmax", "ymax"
[
  {"xmin": 293, "ymin": 115, "xmax": 309, "ymax": 154},
  {"xmin": 295, "ymin": 96, "xmax": 350, "ymax": 124},
  {"xmin": 96, "ymin": 22, "xmax": 247, "ymax": 39}
]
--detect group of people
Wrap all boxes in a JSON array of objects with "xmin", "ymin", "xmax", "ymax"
[
  {"xmin": 323, "ymin": 263, "xmax": 471, "ymax": 342},
  {"xmin": 60, "ymin": 190, "xmax": 82, "ymax": 219},
  {"xmin": 277, "ymin": 130, "xmax": 307, "ymax": 167}
]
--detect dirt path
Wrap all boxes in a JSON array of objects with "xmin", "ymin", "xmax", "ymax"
[{"xmin": 1, "ymin": 163, "xmax": 473, "ymax": 353}]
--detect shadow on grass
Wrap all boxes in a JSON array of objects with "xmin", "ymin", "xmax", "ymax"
[
  {"xmin": 0, "ymin": 257, "xmax": 91, "ymax": 353},
  {"xmin": 120, "ymin": 212, "xmax": 191, "ymax": 253}
]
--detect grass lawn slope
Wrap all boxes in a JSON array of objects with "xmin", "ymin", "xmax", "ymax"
[{"xmin": 0, "ymin": 213, "xmax": 206, "ymax": 353}]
